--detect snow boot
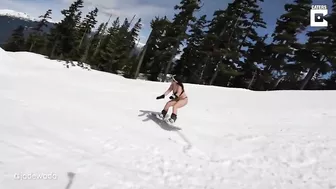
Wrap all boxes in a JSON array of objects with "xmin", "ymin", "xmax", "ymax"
[
  {"xmin": 167, "ymin": 113, "xmax": 177, "ymax": 123},
  {"xmin": 158, "ymin": 109, "xmax": 167, "ymax": 119}
]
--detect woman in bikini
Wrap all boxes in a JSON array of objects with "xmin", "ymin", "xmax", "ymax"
[{"xmin": 156, "ymin": 75, "xmax": 188, "ymax": 123}]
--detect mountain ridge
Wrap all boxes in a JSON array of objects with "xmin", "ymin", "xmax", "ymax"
[
  {"xmin": 0, "ymin": 9, "xmax": 144, "ymax": 56},
  {"xmin": 0, "ymin": 9, "xmax": 55, "ymax": 23}
]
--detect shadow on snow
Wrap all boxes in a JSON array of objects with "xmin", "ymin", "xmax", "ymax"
[
  {"xmin": 138, "ymin": 110, "xmax": 181, "ymax": 131},
  {"xmin": 138, "ymin": 110, "xmax": 193, "ymax": 153}
]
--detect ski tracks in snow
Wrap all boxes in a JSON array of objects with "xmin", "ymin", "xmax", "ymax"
[
  {"xmin": 1, "ymin": 104, "xmax": 336, "ymax": 189},
  {"xmin": 162, "ymin": 127, "xmax": 336, "ymax": 189}
]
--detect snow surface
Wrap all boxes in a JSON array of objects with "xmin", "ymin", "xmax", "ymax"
[
  {"xmin": 0, "ymin": 48, "xmax": 336, "ymax": 189},
  {"xmin": 0, "ymin": 9, "xmax": 55, "ymax": 23}
]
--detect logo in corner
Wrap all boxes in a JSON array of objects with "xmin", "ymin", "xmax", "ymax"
[{"xmin": 310, "ymin": 5, "xmax": 328, "ymax": 27}]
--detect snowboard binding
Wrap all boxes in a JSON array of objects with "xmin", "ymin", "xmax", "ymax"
[{"xmin": 157, "ymin": 110, "xmax": 177, "ymax": 124}]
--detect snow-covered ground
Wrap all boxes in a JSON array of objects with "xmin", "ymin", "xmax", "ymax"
[{"xmin": 0, "ymin": 48, "xmax": 336, "ymax": 189}]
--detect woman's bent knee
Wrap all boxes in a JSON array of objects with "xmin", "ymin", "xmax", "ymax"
[
  {"xmin": 165, "ymin": 100, "xmax": 176, "ymax": 108},
  {"xmin": 173, "ymin": 98, "xmax": 188, "ymax": 108}
]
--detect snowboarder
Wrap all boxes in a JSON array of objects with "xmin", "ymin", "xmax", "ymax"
[{"xmin": 156, "ymin": 75, "xmax": 188, "ymax": 123}]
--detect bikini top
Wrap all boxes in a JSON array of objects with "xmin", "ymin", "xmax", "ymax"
[{"xmin": 173, "ymin": 83, "xmax": 184, "ymax": 97}]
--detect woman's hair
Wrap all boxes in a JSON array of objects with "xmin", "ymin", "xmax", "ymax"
[{"xmin": 173, "ymin": 75, "xmax": 183, "ymax": 84}]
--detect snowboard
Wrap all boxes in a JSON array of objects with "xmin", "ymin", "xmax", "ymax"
[
  {"xmin": 154, "ymin": 113, "xmax": 175, "ymax": 124},
  {"xmin": 150, "ymin": 112, "xmax": 180, "ymax": 129}
]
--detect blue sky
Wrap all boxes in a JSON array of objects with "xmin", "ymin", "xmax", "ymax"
[{"xmin": 0, "ymin": 0, "xmax": 333, "ymax": 45}]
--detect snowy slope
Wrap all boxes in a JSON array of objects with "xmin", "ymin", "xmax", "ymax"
[{"xmin": 0, "ymin": 48, "xmax": 336, "ymax": 189}]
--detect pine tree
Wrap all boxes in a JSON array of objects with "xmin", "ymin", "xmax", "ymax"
[
  {"xmin": 109, "ymin": 18, "xmax": 134, "ymax": 73},
  {"xmin": 324, "ymin": 72, "xmax": 336, "ymax": 89},
  {"xmin": 140, "ymin": 16, "xmax": 171, "ymax": 81},
  {"xmin": 128, "ymin": 18, "xmax": 142, "ymax": 50},
  {"xmin": 48, "ymin": 0, "xmax": 84, "ymax": 59},
  {"xmin": 174, "ymin": 15, "xmax": 208, "ymax": 83},
  {"xmin": 134, "ymin": 17, "xmax": 169, "ymax": 79},
  {"xmin": 161, "ymin": 0, "xmax": 202, "ymax": 81},
  {"xmin": 262, "ymin": 0, "xmax": 312, "ymax": 90},
  {"xmin": 26, "ymin": 9, "xmax": 52, "ymax": 53},
  {"xmin": 202, "ymin": 0, "xmax": 266, "ymax": 86},
  {"xmin": 71, "ymin": 7, "xmax": 98, "ymax": 61},
  {"xmin": 92, "ymin": 17, "xmax": 112, "ymax": 58},
  {"xmin": 298, "ymin": 0, "xmax": 336, "ymax": 89},
  {"xmin": 4, "ymin": 25, "xmax": 26, "ymax": 52},
  {"xmin": 97, "ymin": 17, "xmax": 121, "ymax": 71},
  {"xmin": 35, "ymin": 9, "xmax": 53, "ymax": 31},
  {"xmin": 237, "ymin": 0, "xmax": 267, "ymax": 54},
  {"xmin": 123, "ymin": 18, "xmax": 142, "ymax": 77},
  {"xmin": 224, "ymin": 0, "xmax": 267, "ymax": 88},
  {"xmin": 82, "ymin": 22, "xmax": 105, "ymax": 64},
  {"xmin": 204, "ymin": 1, "xmax": 241, "ymax": 85},
  {"xmin": 77, "ymin": 7, "xmax": 98, "ymax": 51},
  {"xmin": 232, "ymin": 34, "xmax": 269, "ymax": 89}
]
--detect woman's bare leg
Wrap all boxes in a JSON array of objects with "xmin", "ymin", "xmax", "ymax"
[
  {"xmin": 160, "ymin": 100, "xmax": 177, "ymax": 117},
  {"xmin": 172, "ymin": 98, "xmax": 188, "ymax": 115},
  {"xmin": 164, "ymin": 100, "xmax": 177, "ymax": 111}
]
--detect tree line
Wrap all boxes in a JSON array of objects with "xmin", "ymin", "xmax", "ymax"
[{"xmin": 3, "ymin": 0, "xmax": 336, "ymax": 90}]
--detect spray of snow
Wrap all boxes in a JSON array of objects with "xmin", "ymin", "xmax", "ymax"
[{"xmin": 0, "ymin": 48, "xmax": 336, "ymax": 189}]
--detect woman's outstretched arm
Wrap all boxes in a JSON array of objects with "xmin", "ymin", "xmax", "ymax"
[
  {"xmin": 163, "ymin": 82, "xmax": 173, "ymax": 96},
  {"xmin": 156, "ymin": 82, "xmax": 173, "ymax": 100}
]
